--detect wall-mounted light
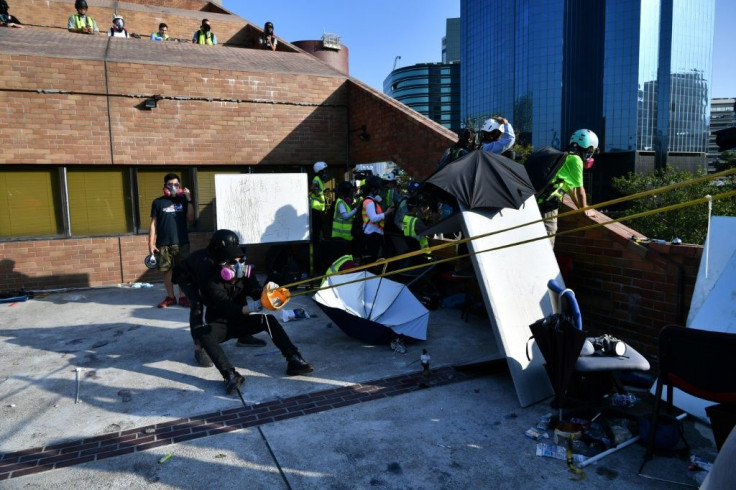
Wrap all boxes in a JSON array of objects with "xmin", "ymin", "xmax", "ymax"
[
  {"xmin": 144, "ymin": 95, "xmax": 162, "ymax": 110},
  {"xmin": 351, "ymin": 124, "xmax": 370, "ymax": 142}
]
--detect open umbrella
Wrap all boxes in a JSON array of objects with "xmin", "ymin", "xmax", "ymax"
[
  {"xmin": 529, "ymin": 313, "xmax": 587, "ymax": 418},
  {"xmin": 313, "ymin": 271, "xmax": 429, "ymax": 345},
  {"xmin": 423, "ymin": 150, "xmax": 536, "ymax": 210}
]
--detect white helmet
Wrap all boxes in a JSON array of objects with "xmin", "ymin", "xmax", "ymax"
[
  {"xmin": 382, "ymin": 173, "xmax": 396, "ymax": 182},
  {"xmin": 480, "ymin": 118, "xmax": 502, "ymax": 133},
  {"xmin": 313, "ymin": 161, "xmax": 328, "ymax": 173}
]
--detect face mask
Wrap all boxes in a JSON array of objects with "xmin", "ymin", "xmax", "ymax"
[
  {"xmin": 221, "ymin": 261, "xmax": 251, "ymax": 281},
  {"xmin": 203, "ymin": 24, "xmax": 211, "ymax": 32},
  {"xmin": 164, "ymin": 184, "xmax": 182, "ymax": 197},
  {"xmin": 114, "ymin": 19, "xmax": 124, "ymax": 30},
  {"xmin": 584, "ymin": 158, "xmax": 595, "ymax": 170}
]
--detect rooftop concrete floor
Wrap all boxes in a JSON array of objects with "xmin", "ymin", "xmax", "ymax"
[{"xmin": 0, "ymin": 284, "xmax": 718, "ymax": 488}]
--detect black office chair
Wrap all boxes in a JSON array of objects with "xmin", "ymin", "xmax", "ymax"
[{"xmin": 639, "ymin": 325, "xmax": 736, "ymax": 474}]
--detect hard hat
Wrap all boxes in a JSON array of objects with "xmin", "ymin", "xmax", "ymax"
[
  {"xmin": 208, "ymin": 229, "xmax": 244, "ymax": 264},
  {"xmin": 75, "ymin": 0, "xmax": 88, "ymax": 9},
  {"xmin": 569, "ymin": 129, "xmax": 599, "ymax": 151},
  {"xmin": 313, "ymin": 161, "xmax": 328, "ymax": 173},
  {"xmin": 480, "ymin": 118, "xmax": 502, "ymax": 133},
  {"xmin": 144, "ymin": 254, "xmax": 157, "ymax": 269}
]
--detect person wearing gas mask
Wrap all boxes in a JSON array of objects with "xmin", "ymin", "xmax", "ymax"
[
  {"xmin": 192, "ymin": 18, "xmax": 217, "ymax": 45},
  {"xmin": 67, "ymin": 0, "xmax": 98, "ymax": 34},
  {"xmin": 542, "ymin": 129, "xmax": 599, "ymax": 245},
  {"xmin": 149, "ymin": 173, "xmax": 194, "ymax": 308},
  {"xmin": 259, "ymin": 21, "xmax": 277, "ymax": 50},
  {"xmin": 177, "ymin": 229, "xmax": 314, "ymax": 394},
  {"xmin": 107, "ymin": 14, "xmax": 128, "ymax": 38}
]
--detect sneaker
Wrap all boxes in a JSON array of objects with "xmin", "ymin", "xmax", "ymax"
[
  {"xmin": 194, "ymin": 348, "xmax": 213, "ymax": 368},
  {"xmin": 390, "ymin": 338, "xmax": 407, "ymax": 354},
  {"xmin": 178, "ymin": 296, "xmax": 190, "ymax": 308},
  {"xmin": 286, "ymin": 353, "xmax": 314, "ymax": 375},
  {"xmin": 224, "ymin": 369, "xmax": 245, "ymax": 394},
  {"xmin": 236, "ymin": 335, "xmax": 267, "ymax": 347},
  {"xmin": 157, "ymin": 296, "xmax": 176, "ymax": 308}
]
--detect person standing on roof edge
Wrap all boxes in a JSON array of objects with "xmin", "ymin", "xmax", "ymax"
[
  {"xmin": 259, "ymin": 21, "xmax": 277, "ymax": 50},
  {"xmin": 149, "ymin": 173, "xmax": 194, "ymax": 308},
  {"xmin": 151, "ymin": 22, "xmax": 169, "ymax": 41},
  {"xmin": 193, "ymin": 18, "xmax": 216, "ymax": 45},
  {"xmin": 0, "ymin": 0, "xmax": 23, "ymax": 28},
  {"xmin": 479, "ymin": 116, "xmax": 515, "ymax": 155},
  {"xmin": 68, "ymin": 0, "xmax": 98, "ymax": 34},
  {"xmin": 541, "ymin": 129, "xmax": 599, "ymax": 246},
  {"xmin": 107, "ymin": 14, "xmax": 128, "ymax": 38}
]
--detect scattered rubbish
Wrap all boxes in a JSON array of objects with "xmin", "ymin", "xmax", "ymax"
[
  {"xmin": 525, "ymin": 428, "xmax": 549, "ymax": 441},
  {"xmin": 536, "ymin": 413, "xmax": 553, "ymax": 430},
  {"xmin": 131, "ymin": 283, "xmax": 154, "ymax": 289},
  {"xmin": 118, "ymin": 389, "xmax": 132, "ymax": 402},
  {"xmin": 536, "ymin": 442, "xmax": 585, "ymax": 465},
  {"xmin": 610, "ymin": 392, "xmax": 638, "ymax": 407},
  {"xmin": 215, "ymin": 453, "xmax": 227, "ymax": 459},
  {"xmin": 158, "ymin": 453, "xmax": 172, "ymax": 464},
  {"xmin": 281, "ymin": 308, "xmax": 309, "ymax": 322},
  {"xmin": 7, "ymin": 404, "xmax": 16, "ymax": 408},
  {"xmin": 689, "ymin": 455, "xmax": 713, "ymax": 472}
]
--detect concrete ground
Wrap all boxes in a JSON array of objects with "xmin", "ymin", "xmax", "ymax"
[{"xmin": 0, "ymin": 283, "xmax": 719, "ymax": 488}]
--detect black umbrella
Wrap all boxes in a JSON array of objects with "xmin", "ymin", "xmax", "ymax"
[
  {"xmin": 529, "ymin": 313, "xmax": 587, "ymax": 419},
  {"xmin": 423, "ymin": 150, "xmax": 536, "ymax": 210}
]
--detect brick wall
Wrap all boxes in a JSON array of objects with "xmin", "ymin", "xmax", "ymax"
[
  {"xmin": 20, "ymin": 0, "xmax": 246, "ymax": 43},
  {"xmin": 556, "ymin": 201, "xmax": 702, "ymax": 359}
]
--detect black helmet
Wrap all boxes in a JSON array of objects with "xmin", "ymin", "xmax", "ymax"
[
  {"xmin": 75, "ymin": 0, "xmax": 88, "ymax": 9},
  {"xmin": 208, "ymin": 229, "xmax": 244, "ymax": 264},
  {"xmin": 365, "ymin": 176, "xmax": 383, "ymax": 193}
]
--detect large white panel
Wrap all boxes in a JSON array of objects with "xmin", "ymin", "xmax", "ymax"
[
  {"xmin": 461, "ymin": 198, "xmax": 560, "ymax": 407},
  {"xmin": 215, "ymin": 174, "xmax": 310, "ymax": 245}
]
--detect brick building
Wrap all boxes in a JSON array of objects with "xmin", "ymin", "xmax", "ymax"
[{"xmin": 0, "ymin": 1, "xmax": 705, "ymax": 357}]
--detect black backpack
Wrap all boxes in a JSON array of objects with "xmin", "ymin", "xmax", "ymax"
[{"xmin": 524, "ymin": 146, "xmax": 568, "ymax": 212}]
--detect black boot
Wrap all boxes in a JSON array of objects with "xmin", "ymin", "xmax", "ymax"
[
  {"xmin": 286, "ymin": 353, "xmax": 314, "ymax": 376},
  {"xmin": 224, "ymin": 368, "xmax": 245, "ymax": 394}
]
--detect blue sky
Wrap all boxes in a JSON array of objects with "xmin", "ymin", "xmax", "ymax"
[{"xmin": 224, "ymin": 0, "xmax": 734, "ymax": 98}]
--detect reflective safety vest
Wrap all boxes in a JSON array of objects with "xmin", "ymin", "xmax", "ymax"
[
  {"xmin": 310, "ymin": 176, "xmax": 326, "ymax": 212},
  {"xmin": 72, "ymin": 14, "xmax": 95, "ymax": 30},
  {"xmin": 402, "ymin": 215, "xmax": 429, "ymax": 250},
  {"xmin": 331, "ymin": 198, "xmax": 353, "ymax": 241},
  {"xmin": 195, "ymin": 30, "xmax": 214, "ymax": 45},
  {"xmin": 151, "ymin": 32, "xmax": 169, "ymax": 41},
  {"xmin": 361, "ymin": 197, "xmax": 383, "ymax": 231},
  {"xmin": 321, "ymin": 254, "xmax": 354, "ymax": 286}
]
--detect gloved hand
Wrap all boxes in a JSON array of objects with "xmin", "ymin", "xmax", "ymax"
[{"xmin": 246, "ymin": 298, "xmax": 262, "ymax": 314}]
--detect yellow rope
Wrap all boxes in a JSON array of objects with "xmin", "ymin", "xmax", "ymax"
[{"xmin": 282, "ymin": 170, "xmax": 735, "ymax": 298}]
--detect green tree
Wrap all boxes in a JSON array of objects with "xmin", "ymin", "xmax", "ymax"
[
  {"xmin": 714, "ymin": 150, "xmax": 736, "ymax": 172},
  {"xmin": 611, "ymin": 168, "xmax": 736, "ymax": 244}
]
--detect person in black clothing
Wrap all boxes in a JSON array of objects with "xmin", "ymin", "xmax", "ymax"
[
  {"xmin": 176, "ymin": 229, "xmax": 314, "ymax": 394},
  {"xmin": 149, "ymin": 173, "xmax": 194, "ymax": 308},
  {"xmin": 0, "ymin": 0, "xmax": 23, "ymax": 28}
]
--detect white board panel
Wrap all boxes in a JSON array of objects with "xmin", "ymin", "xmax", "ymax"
[
  {"xmin": 215, "ymin": 174, "xmax": 310, "ymax": 245},
  {"xmin": 460, "ymin": 197, "xmax": 560, "ymax": 407}
]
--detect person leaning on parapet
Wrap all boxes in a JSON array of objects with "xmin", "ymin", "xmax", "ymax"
[
  {"xmin": 192, "ymin": 18, "xmax": 217, "ymax": 45},
  {"xmin": 107, "ymin": 14, "xmax": 128, "ymax": 38},
  {"xmin": 438, "ymin": 128, "xmax": 477, "ymax": 169},
  {"xmin": 259, "ymin": 21, "xmax": 277, "ymax": 51},
  {"xmin": 541, "ymin": 129, "xmax": 599, "ymax": 246},
  {"xmin": 479, "ymin": 116, "xmax": 515, "ymax": 155},
  {"xmin": 178, "ymin": 229, "xmax": 314, "ymax": 394},
  {"xmin": 0, "ymin": 0, "xmax": 23, "ymax": 28},
  {"xmin": 149, "ymin": 173, "xmax": 194, "ymax": 309},
  {"xmin": 67, "ymin": 0, "xmax": 98, "ymax": 35},
  {"xmin": 151, "ymin": 22, "xmax": 169, "ymax": 41}
]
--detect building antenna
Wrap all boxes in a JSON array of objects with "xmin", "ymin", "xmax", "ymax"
[{"xmin": 393, "ymin": 55, "xmax": 401, "ymax": 71}]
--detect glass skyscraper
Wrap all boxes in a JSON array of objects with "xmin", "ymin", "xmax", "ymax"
[{"xmin": 461, "ymin": 0, "xmax": 715, "ymax": 169}]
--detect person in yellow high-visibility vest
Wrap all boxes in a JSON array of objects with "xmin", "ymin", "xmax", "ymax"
[
  {"xmin": 320, "ymin": 254, "xmax": 356, "ymax": 287},
  {"xmin": 401, "ymin": 199, "xmax": 433, "ymax": 260},
  {"xmin": 331, "ymin": 181, "xmax": 357, "ymax": 259},
  {"xmin": 192, "ymin": 19, "xmax": 217, "ymax": 45}
]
